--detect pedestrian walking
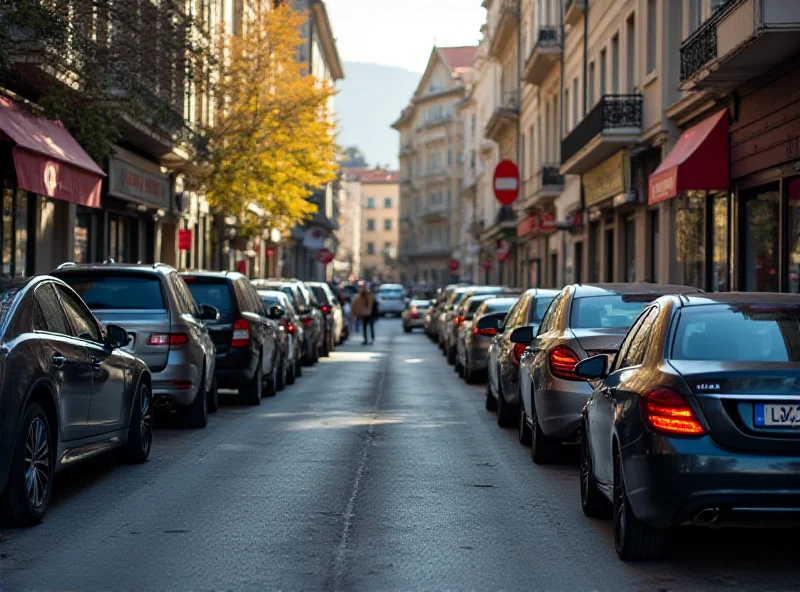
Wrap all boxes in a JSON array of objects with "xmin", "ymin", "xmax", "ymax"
[{"xmin": 352, "ymin": 285, "xmax": 375, "ymax": 344}]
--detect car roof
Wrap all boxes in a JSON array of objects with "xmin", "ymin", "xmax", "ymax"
[
  {"xmin": 53, "ymin": 262, "xmax": 177, "ymax": 276},
  {"xmin": 179, "ymin": 270, "xmax": 247, "ymax": 281},
  {"xmin": 525, "ymin": 288, "xmax": 560, "ymax": 298},
  {"xmin": 571, "ymin": 283, "xmax": 703, "ymax": 297},
  {"xmin": 676, "ymin": 292, "xmax": 800, "ymax": 307},
  {"xmin": 257, "ymin": 289, "xmax": 286, "ymax": 298}
]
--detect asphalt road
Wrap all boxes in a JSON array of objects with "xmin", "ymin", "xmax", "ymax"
[{"xmin": 0, "ymin": 319, "xmax": 797, "ymax": 591}]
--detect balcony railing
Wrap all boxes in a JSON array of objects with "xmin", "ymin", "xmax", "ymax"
[
  {"xmin": 524, "ymin": 26, "xmax": 562, "ymax": 85},
  {"xmin": 485, "ymin": 90, "xmax": 520, "ymax": 142},
  {"xmin": 561, "ymin": 94, "xmax": 642, "ymax": 167},
  {"xmin": 680, "ymin": 0, "xmax": 738, "ymax": 82}
]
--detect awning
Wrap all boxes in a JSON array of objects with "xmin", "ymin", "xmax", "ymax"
[
  {"xmin": 648, "ymin": 108, "xmax": 729, "ymax": 205},
  {"xmin": 0, "ymin": 98, "xmax": 104, "ymax": 208}
]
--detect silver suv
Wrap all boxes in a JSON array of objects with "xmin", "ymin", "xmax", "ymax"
[{"xmin": 51, "ymin": 263, "xmax": 219, "ymax": 428}]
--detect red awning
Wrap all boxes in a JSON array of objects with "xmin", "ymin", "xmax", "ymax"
[
  {"xmin": 648, "ymin": 108, "xmax": 729, "ymax": 205},
  {"xmin": 0, "ymin": 98, "xmax": 104, "ymax": 208}
]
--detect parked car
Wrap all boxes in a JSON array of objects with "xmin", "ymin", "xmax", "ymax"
[
  {"xmin": 458, "ymin": 296, "xmax": 521, "ymax": 385},
  {"xmin": 402, "ymin": 299, "xmax": 430, "ymax": 332},
  {"xmin": 0, "ymin": 276, "xmax": 151, "ymax": 526},
  {"xmin": 576, "ymin": 292, "xmax": 800, "ymax": 560},
  {"xmin": 375, "ymin": 283, "xmax": 406, "ymax": 317},
  {"xmin": 253, "ymin": 279, "xmax": 324, "ymax": 365},
  {"xmin": 257, "ymin": 290, "xmax": 303, "ymax": 387},
  {"xmin": 306, "ymin": 281, "xmax": 343, "ymax": 354},
  {"xmin": 514, "ymin": 283, "xmax": 702, "ymax": 464},
  {"xmin": 181, "ymin": 272, "xmax": 283, "ymax": 404},
  {"xmin": 454, "ymin": 294, "xmax": 508, "ymax": 377},
  {"xmin": 53, "ymin": 263, "xmax": 218, "ymax": 427},
  {"xmin": 484, "ymin": 288, "xmax": 558, "ymax": 432},
  {"xmin": 436, "ymin": 284, "xmax": 468, "ymax": 348},
  {"xmin": 423, "ymin": 299, "xmax": 439, "ymax": 338},
  {"xmin": 444, "ymin": 286, "xmax": 505, "ymax": 364}
]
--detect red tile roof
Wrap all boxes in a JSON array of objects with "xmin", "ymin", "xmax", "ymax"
[
  {"xmin": 359, "ymin": 170, "xmax": 399, "ymax": 183},
  {"xmin": 438, "ymin": 46, "xmax": 478, "ymax": 72}
]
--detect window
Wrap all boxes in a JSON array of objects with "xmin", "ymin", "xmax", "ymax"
[
  {"xmin": 447, "ymin": 149, "xmax": 453, "ymax": 166},
  {"xmin": 599, "ymin": 48, "xmax": 607, "ymax": 96},
  {"xmin": 647, "ymin": 0, "xmax": 657, "ymax": 73},
  {"xmin": 366, "ymin": 197, "xmax": 375, "ymax": 209},
  {"xmin": 626, "ymin": 14, "xmax": 636, "ymax": 92},
  {"xmin": 185, "ymin": 278, "xmax": 234, "ymax": 317},
  {"xmin": 611, "ymin": 35, "xmax": 620, "ymax": 94},
  {"xmin": 529, "ymin": 296, "xmax": 556, "ymax": 323},
  {"xmin": 471, "ymin": 114, "xmax": 476, "ymax": 132},
  {"xmin": 33, "ymin": 283, "xmax": 70, "ymax": 335},
  {"xmin": 570, "ymin": 295, "xmax": 652, "ymax": 330},
  {"xmin": 2, "ymin": 189, "xmax": 28, "ymax": 277},
  {"xmin": 688, "ymin": 0, "xmax": 702, "ymax": 34},
  {"xmin": 537, "ymin": 291, "xmax": 565, "ymax": 335},
  {"xmin": 572, "ymin": 78, "xmax": 578, "ymax": 128},
  {"xmin": 74, "ymin": 213, "xmax": 90, "ymax": 264},
  {"xmin": 171, "ymin": 273, "xmax": 199, "ymax": 316},
  {"xmin": 55, "ymin": 284, "xmax": 101, "ymax": 342},
  {"xmin": 366, "ymin": 219, "xmax": 375, "ymax": 232},
  {"xmin": 60, "ymin": 273, "xmax": 166, "ymax": 310},
  {"xmin": 384, "ymin": 197, "xmax": 392, "ymax": 208},
  {"xmin": 384, "ymin": 219, "xmax": 392, "ymax": 231},
  {"xmin": 384, "ymin": 241, "xmax": 392, "ymax": 252},
  {"xmin": 676, "ymin": 192, "xmax": 706, "ymax": 289},
  {"xmin": 588, "ymin": 61, "xmax": 595, "ymax": 106},
  {"xmin": 564, "ymin": 88, "xmax": 570, "ymax": 131},
  {"xmin": 624, "ymin": 215, "xmax": 636, "ymax": 282},
  {"xmin": 367, "ymin": 242, "xmax": 375, "ymax": 255}
]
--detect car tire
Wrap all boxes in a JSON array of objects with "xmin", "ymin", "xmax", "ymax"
[
  {"xmin": 117, "ymin": 382, "xmax": 153, "ymax": 464},
  {"xmin": 496, "ymin": 381, "xmax": 515, "ymax": 428},
  {"xmin": 0, "ymin": 402, "xmax": 54, "ymax": 526},
  {"xmin": 455, "ymin": 356, "xmax": 464, "ymax": 378},
  {"xmin": 287, "ymin": 357, "xmax": 296, "ymax": 385},
  {"xmin": 404, "ymin": 325, "xmax": 411, "ymax": 333},
  {"xmin": 614, "ymin": 449, "xmax": 667, "ymax": 560},
  {"xmin": 240, "ymin": 358, "xmax": 262, "ymax": 405},
  {"xmin": 580, "ymin": 426, "xmax": 611, "ymax": 518},
  {"xmin": 321, "ymin": 330, "xmax": 330, "ymax": 358},
  {"xmin": 296, "ymin": 355, "xmax": 303, "ymax": 377},
  {"xmin": 464, "ymin": 356, "xmax": 479, "ymax": 384},
  {"xmin": 263, "ymin": 354, "xmax": 278, "ymax": 398},
  {"xmin": 276, "ymin": 354, "xmax": 286, "ymax": 392},
  {"xmin": 531, "ymin": 399, "xmax": 560, "ymax": 464},
  {"xmin": 518, "ymin": 396, "xmax": 532, "ymax": 446},
  {"xmin": 207, "ymin": 376, "xmax": 219, "ymax": 414},
  {"xmin": 485, "ymin": 379, "xmax": 498, "ymax": 411},
  {"xmin": 183, "ymin": 369, "xmax": 208, "ymax": 428},
  {"xmin": 447, "ymin": 344, "xmax": 456, "ymax": 365}
]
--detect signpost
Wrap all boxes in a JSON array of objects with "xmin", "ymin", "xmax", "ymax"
[
  {"xmin": 448, "ymin": 259, "xmax": 460, "ymax": 273},
  {"xmin": 481, "ymin": 260, "xmax": 492, "ymax": 271},
  {"xmin": 492, "ymin": 160, "xmax": 520, "ymax": 206},
  {"xmin": 316, "ymin": 248, "xmax": 334, "ymax": 265}
]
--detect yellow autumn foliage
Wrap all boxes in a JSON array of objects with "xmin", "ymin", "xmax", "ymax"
[{"xmin": 204, "ymin": 5, "xmax": 338, "ymax": 231}]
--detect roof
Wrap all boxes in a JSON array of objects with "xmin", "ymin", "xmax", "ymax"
[
  {"xmin": 359, "ymin": 170, "xmax": 399, "ymax": 184},
  {"xmin": 438, "ymin": 46, "xmax": 478, "ymax": 73},
  {"xmin": 52, "ymin": 263, "xmax": 177, "ymax": 276},
  {"xmin": 678, "ymin": 292, "xmax": 800, "ymax": 307},
  {"xmin": 572, "ymin": 283, "xmax": 703, "ymax": 297}
]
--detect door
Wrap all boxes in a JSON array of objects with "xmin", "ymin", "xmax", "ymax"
[
  {"xmin": 34, "ymin": 283, "xmax": 93, "ymax": 442},
  {"xmin": 741, "ymin": 184, "xmax": 779, "ymax": 292},
  {"xmin": 55, "ymin": 284, "xmax": 126, "ymax": 435}
]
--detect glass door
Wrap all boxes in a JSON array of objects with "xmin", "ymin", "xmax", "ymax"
[
  {"xmin": 786, "ymin": 177, "xmax": 800, "ymax": 293},
  {"xmin": 742, "ymin": 183, "xmax": 779, "ymax": 292}
]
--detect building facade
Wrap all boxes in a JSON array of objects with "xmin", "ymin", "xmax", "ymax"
[{"xmin": 359, "ymin": 171, "xmax": 400, "ymax": 283}]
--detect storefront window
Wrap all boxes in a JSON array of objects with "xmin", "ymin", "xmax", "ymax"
[
  {"xmin": 711, "ymin": 193, "xmax": 730, "ymax": 292},
  {"xmin": 676, "ymin": 191, "xmax": 706, "ymax": 289},
  {"xmin": 624, "ymin": 216, "xmax": 635, "ymax": 282},
  {"xmin": 649, "ymin": 210, "xmax": 659, "ymax": 282},
  {"xmin": 109, "ymin": 215, "xmax": 132, "ymax": 263},
  {"xmin": 789, "ymin": 178, "xmax": 800, "ymax": 293},
  {"xmin": 1, "ymin": 189, "xmax": 28, "ymax": 277},
  {"xmin": 605, "ymin": 228, "xmax": 614, "ymax": 282},
  {"xmin": 743, "ymin": 184, "xmax": 779, "ymax": 293},
  {"xmin": 74, "ymin": 213, "xmax": 90, "ymax": 264},
  {"xmin": 590, "ymin": 223, "xmax": 600, "ymax": 282}
]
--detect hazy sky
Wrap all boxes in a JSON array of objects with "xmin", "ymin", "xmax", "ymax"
[{"xmin": 325, "ymin": 0, "xmax": 486, "ymax": 73}]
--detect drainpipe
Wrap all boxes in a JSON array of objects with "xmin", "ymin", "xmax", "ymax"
[
  {"xmin": 582, "ymin": 0, "xmax": 588, "ymax": 114},
  {"xmin": 516, "ymin": 0, "xmax": 522, "ymax": 288}
]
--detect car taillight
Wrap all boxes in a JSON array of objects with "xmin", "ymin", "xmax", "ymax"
[
  {"xmin": 287, "ymin": 322, "xmax": 296, "ymax": 334},
  {"xmin": 454, "ymin": 316, "xmax": 464, "ymax": 325},
  {"xmin": 474, "ymin": 326, "xmax": 497, "ymax": 337},
  {"xmin": 548, "ymin": 345, "xmax": 583, "ymax": 381},
  {"xmin": 147, "ymin": 333, "xmax": 189, "ymax": 346},
  {"xmin": 641, "ymin": 387, "xmax": 705, "ymax": 436},
  {"xmin": 231, "ymin": 319, "xmax": 251, "ymax": 348},
  {"xmin": 410, "ymin": 306, "xmax": 420, "ymax": 319},
  {"xmin": 321, "ymin": 305, "xmax": 331, "ymax": 314},
  {"xmin": 302, "ymin": 317, "xmax": 313, "ymax": 327},
  {"xmin": 512, "ymin": 342, "xmax": 527, "ymax": 365}
]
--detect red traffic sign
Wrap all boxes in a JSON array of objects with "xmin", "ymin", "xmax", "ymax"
[
  {"xmin": 493, "ymin": 159, "xmax": 520, "ymax": 206},
  {"xmin": 316, "ymin": 248, "xmax": 334, "ymax": 265},
  {"xmin": 448, "ymin": 259, "xmax": 460, "ymax": 273},
  {"xmin": 539, "ymin": 213, "xmax": 556, "ymax": 234},
  {"xmin": 481, "ymin": 259, "xmax": 492, "ymax": 271}
]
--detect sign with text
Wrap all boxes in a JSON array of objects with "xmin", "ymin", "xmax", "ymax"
[
  {"xmin": 178, "ymin": 229, "xmax": 193, "ymax": 251},
  {"xmin": 109, "ymin": 157, "xmax": 170, "ymax": 209},
  {"xmin": 583, "ymin": 150, "xmax": 629, "ymax": 208}
]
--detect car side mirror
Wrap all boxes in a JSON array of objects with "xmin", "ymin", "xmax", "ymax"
[
  {"xmin": 510, "ymin": 325, "xmax": 534, "ymax": 344},
  {"xmin": 575, "ymin": 355, "xmax": 609, "ymax": 380},
  {"xmin": 267, "ymin": 305, "xmax": 285, "ymax": 320},
  {"xmin": 105, "ymin": 324, "xmax": 130, "ymax": 350},
  {"xmin": 199, "ymin": 304, "xmax": 220, "ymax": 321}
]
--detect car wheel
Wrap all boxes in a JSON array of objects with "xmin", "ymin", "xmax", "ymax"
[
  {"xmin": 287, "ymin": 357, "xmax": 296, "ymax": 385},
  {"xmin": 447, "ymin": 343, "xmax": 456, "ymax": 365},
  {"xmin": 276, "ymin": 354, "xmax": 287, "ymax": 392},
  {"xmin": 531, "ymin": 399, "xmax": 560, "ymax": 464},
  {"xmin": 485, "ymin": 377, "xmax": 498, "ymax": 411},
  {"xmin": 613, "ymin": 448, "xmax": 667, "ymax": 560},
  {"xmin": 455, "ymin": 356, "xmax": 464, "ymax": 377},
  {"xmin": 321, "ymin": 331, "xmax": 330, "ymax": 358},
  {"xmin": 464, "ymin": 356, "xmax": 478, "ymax": 384},
  {"xmin": 404, "ymin": 325, "xmax": 411, "ymax": 333},
  {"xmin": 518, "ymin": 395, "xmax": 532, "ymax": 446},
  {"xmin": 207, "ymin": 376, "xmax": 219, "ymax": 414},
  {"xmin": 263, "ymin": 354, "xmax": 278, "ymax": 398},
  {"xmin": 240, "ymin": 357, "xmax": 262, "ymax": 405},
  {"xmin": 0, "ymin": 403, "xmax": 54, "ymax": 526},
  {"xmin": 117, "ymin": 382, "xmax": 153, "ymax": 464},
  {"xmin": 296, "ymin": 355, "xmax": 303, "ymax": 377},
  {"xmin": 580, "ymin": 425, "xmax": 611, "ymax": 518},
  {"xmin": 183, "ymin": 371, "xmax": 208, "ymax": 428},
  {"xmin": 496, "ymin": 380, "xmax": 515, "ymax": 427}
]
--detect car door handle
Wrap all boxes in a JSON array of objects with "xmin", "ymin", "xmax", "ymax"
[
  {"xmin": 51, "ymin": 354, "xmax": 67, "ymax": 368},
  {"xmin": 91, "ymin": 356, "xmax": 102, "ymax": 370}
]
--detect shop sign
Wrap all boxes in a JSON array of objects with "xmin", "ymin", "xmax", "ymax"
[
  {"xmin": 583, "ymin": 150, "xmax": 630, "ymax": 208},
  {"xmin": 109, "ymin": 157, "xmax": 170, "ymax": 209},
  {"xmin": 178, "ymin": 229, "xmax": 193, "ymax": 251},
  {"xmin": 517, "ymin": 215, "xmax": 539, "ymax": 238},
  {"xmin": 539, "ymin": 213, "xmax": 556, "ymax": 234}
]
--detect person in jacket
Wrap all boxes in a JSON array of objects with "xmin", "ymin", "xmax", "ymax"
[{"xmin": 352, "ymin": 285, "xmax": 376, "ymax": 344}]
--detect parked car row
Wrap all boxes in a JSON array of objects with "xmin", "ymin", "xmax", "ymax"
[
  {"xmin": 0, "ymin": 264, "xmax": 347, "ymax": 527},
  {"xmin": 423, "ymin": 282, "xmax": 800, "ymax": 561}
]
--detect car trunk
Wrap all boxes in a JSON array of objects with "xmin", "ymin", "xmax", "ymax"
[
  {"xmin": 93, "ymin": 309, "xmax": 170, "ymax": 371},
  {"xmin": 184, "ymin": 278, "xmax": 237, "ymax": 354},
  {"xmin": 670, "ymin": 360, "xmax": 800, "ymax": 454},
  {"xmin": 570, "ymin": 327, "xmax": 629, "ymax": 357}
]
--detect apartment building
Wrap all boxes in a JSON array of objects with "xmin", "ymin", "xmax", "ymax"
[
  {"xmin": 337, "ymin": 169, "xmax": 366, "ymax": 281},
  {"xmin": 360, "ymin": 171, "xmax": 401, "ymax": 283},
  {"xmin": 394, "ymin": 46, "xmax": 476, "ymax": 287}
]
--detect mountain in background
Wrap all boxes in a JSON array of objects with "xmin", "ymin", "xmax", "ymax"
[{"xmin": 336, "ymin": 61, "xmax": 421, "ymax": 170}]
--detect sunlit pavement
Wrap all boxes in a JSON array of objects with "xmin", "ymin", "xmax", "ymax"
[{"xmin": 0, "ymin": 319, "xmax": 796, "ymax": 591}]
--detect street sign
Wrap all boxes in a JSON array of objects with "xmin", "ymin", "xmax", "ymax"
[
  {"xmin": 493, "ymin": 160, "xmax": 520, "ymax": 206},
  {"xmin": 539, "ymin": 213, "xmax": 556, "ymax": 234},
  {"xmin": 481, "ymin": 259, "xmax": 492, "ymax": 271},
  {"xmin": 316, "ymin": 248, "xmax": 334, "ymax": 265},
  {"xmin": 448, "ymin": 259, "xmax": 460, "ymax": 273}
]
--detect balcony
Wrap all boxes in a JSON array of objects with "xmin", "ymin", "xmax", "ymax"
[
  {"xmin": 482, "ymin": 206, "xmax": 517, "ymax": 240},
  {"xmin": 420, "ymin": 202, "xmax": 448, "ymax": 222},
  {"xmin": 422, "ymin": 169, "xmax": 449, "ymax": 184},
  {"xmin": 523, "ymin": 27, "xmax": 562, "ymax": 85},
  {"xmin": 680, "ymin": 0, "xmax": 800, "ymax": 92},
  {"xmin": 416, "ymin": 114, "xmax": 454, "ymax": 132},
  {"xmin": 400, "ymin": 142, "xmax": 416, "ymax": 157},
  {"xmin": 564, "ymin": 0, "xmax": 587, "ymax": 27},
  {"xmin": 409, "ymin": 244, "xmax": 453, "ymax": 258},
  {"xmin": 485, "ymin": 90, "xmax": 520, "ymax": 142},
  {"xmin": 520, "ymin": 165, "xmax": 564, "ymax": 211},
  {"xmin": 561, "ymin": 94, "xmax": 642, "ymax": 175},
  {"xmin": 489, "ymin": 0, "xmax": 520, "ymax": 59}
]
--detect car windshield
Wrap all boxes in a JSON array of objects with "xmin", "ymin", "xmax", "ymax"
[
  {"xmin": 672, "ymin": 304, "xmax": 800, "ymax": 362},
  {"xmin": 531, "ymin": 297, "xmax": 556, "ymax": 322},
  {"xmin": 378, "ymin": 289, "xmax": 404, "ymax": 299},
  {"xmin": 411, "ymin": 300, "xmax": 430, "ymax": 308},
  {"xmin": 309, "ymin": 286, "xmax": 330, "ymax": 304},
  {"xmin": 570, "ymin": 295, "xmax": 650, "ymax": 329},
  {"xmin": 60, "ymin": 274, "xmax": 165, "ymax": 310},
  {"xmin": 260, "ymin": 295, "xmax": 282, "ymax": 308},
  {"xmin": 184, "ymin": 279, "xmax": 234, "ymax": 316}
]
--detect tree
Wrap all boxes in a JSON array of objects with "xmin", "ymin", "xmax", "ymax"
[
  {"xmin": 202, "ymin": 4, "xmax": 337, "ymax": 235},
  {"xmin": 342, "ymin": 146, "xmax": 368, "ymax": 168}
]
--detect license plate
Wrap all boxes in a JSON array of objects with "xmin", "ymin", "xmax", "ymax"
[{"xmin": 754, "ymin": 403, "xmax": 800, "ymax": 427}]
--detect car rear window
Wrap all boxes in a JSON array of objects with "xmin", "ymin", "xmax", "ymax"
[
  {"xmin": 411, "ymin": 300, "xmax": 430, "ymax": 308},
  {"xmin": 570, "ymin": 295, "xmax": 651, "ymax": 329},
  {"xmin": 531, "ymin": 297, "xmax": 556, "ymax": 322},
  {"xmin": 486, "ymin": 299, "xmax": 516, "ymax": 314},
  {"xmin": 59, "ymin": 274, "xmax": 165, "ymax": 310},
  {"xmin": 309, "ymin": 286, "xmax": 330, "ymax": 304},
  {"xmin": 672, "ymin": 304, "xmax": 800, "ymax": 362},
  {"xmin": 378, "ymin": 289, "xmax": 404, "ymax": 300},
  {"xmin": 183, "ymin": 279, "xmax": 234, "ymax": 316}
]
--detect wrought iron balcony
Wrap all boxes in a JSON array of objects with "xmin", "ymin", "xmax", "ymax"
[
  {"xmin": 680, "ymin": 0, "xmax": 800, "ymax": 91},
  {"xmin": 561, "ymin": 94, "xmax": 642, "ymax": 175},
  {"xmin": 489, "ymin": 0, "xmax": 520, "ymax": 59},
  {"xmin": 485, "ymin": 90, "xmax": 520, "ymax": 142},
  {"xmin": 564, "ymin": 0, "xmax": 587, "ymax": 27},
  {"xmin": 524, "ymin": 26, "xmax": 562, "ymax": 85}
]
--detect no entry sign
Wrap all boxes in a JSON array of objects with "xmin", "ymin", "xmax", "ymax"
[
  {"xmin": 448, "ymin": 259, "xmax": 460, "ymax": 273},
  {"xmin": 493, "ymin": 160, "xmax": 520, "ymax": 206},
  {"xmin": 316, "ymin": 248, "xmax": 334, "ymax": 265}
]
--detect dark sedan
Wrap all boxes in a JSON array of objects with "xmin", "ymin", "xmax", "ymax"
[
  {"xmin": 577, "ymin": 292, "xmax": 800, "ymax": 561},
  {"xmin": 0, "ymin": 276, "xmax": 151, "ymax": 526},
  {"xmin": 456, "ymin": 296, "xmax": 519, "ymax": 384}
]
